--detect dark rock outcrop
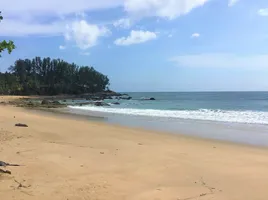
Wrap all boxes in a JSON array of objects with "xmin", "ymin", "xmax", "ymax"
[
  {"xmin": 41, "ymin": 99, "xmax": 50, "ymax": 105},
  {"xmin": 27, "ymin": 101, "xmax": 35, "ymax": 106},
  {"xmin": 140, "ymin": 97, "xmax": 156, "ymax": 101},
  {"xmin": 52, "ymin": 101, "xmax": 61, "ymax": 105},
  {"xmin": 120, "ymin": 96, "xmax": 132, "ymax": 100},
  {"xmin": 94, "ymin": 102, "xmax": 110, "ymax": 107}
]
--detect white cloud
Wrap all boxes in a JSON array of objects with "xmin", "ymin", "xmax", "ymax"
[
  {"xmin": 168, "ymin": 34, "xmax": 173, "ymax": 38},
  {"xmin": 228, "ymin": 0, "xmax": 239, "ymax": 7},
  {"xmin": 0, "ymin": 0, "xmax": 213, "ymax": 38},
  {"xmin": 65, "ymin": 20, "xmax": 110, "ymax": 50},
  {"xmin": 123, "ymin": 0, "xmax": 210, "ymax": 20},
  {"xmin": 1, "ymin": 0, "xmax": 123, "ymax": 18},
  {"xmin": 114, "ymin": 30, "xmax": 157, "ymax": 46},
  {"xmin": 59, "ymin": 45, "xmax": 66, "ymax": 50},
  {"xmin": 0, "ymin": 18, "xmax": 109, "ymax": 50},
  {"xmin": 2, "ymin": 0, "xmax": 211, "ymax": 21},
  {"xmin": 113, "ymin": 18, "xmax": 132, "ymax": 28},
  {"xmin": 75, "ymin": 11, "xmax": 87, "ymax": 18},
  {"xmin": 80, "ymin": 52, "xmax": 90, "ymax": 56},
  {"xmin": 170, "ymin": 53, "xmax": 268, "ymax": 68},
  {"xmin": 191, "ymin": 33, "xmax": 200, "ymax": 38},
  {"xmin": 0, "ymin": 1, "xmax": 119, "ymax": 41},
  {"xmin": 258, "ymin": 8, "xmax": 268, "ymax": 16},
  {"xmin": 0, "ymin": 19, "xmax": 64, "ymax": 36}
]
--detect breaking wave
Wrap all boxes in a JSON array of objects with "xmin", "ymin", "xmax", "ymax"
[{"xmin": 69, "ymin": 105, "xmax": 268, "ymax": 125}]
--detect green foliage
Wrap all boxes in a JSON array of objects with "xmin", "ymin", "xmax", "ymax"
[
  {"xmin": 0, "ymin": 11, "xmax": 16, "ymax": 56},
  {"xmin": 0, "ymin": 57, "xmax": 110, "ymax": 95}
]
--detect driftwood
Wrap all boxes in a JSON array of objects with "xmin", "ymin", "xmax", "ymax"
[
  {"xmin": 0, "ymin": 160, "xmax": 22, "ymax": 167},
  {"xmin": 0, "ymin": 160, "xmax": 23, "ymax": 175},
  {"xmin": 15, "ymin": 123, "xmax": 28, "ymax": 127},
  {"xmin": 0, "ymin": 168, "xmax": 11, "ymax": 174}
]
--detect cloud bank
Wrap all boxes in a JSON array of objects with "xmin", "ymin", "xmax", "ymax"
[{"xmin": 114, "ymin": 30, "xmax": 157, "ymax": 46}]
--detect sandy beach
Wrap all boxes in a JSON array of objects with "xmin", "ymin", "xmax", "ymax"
[{"xmin": 1, "ymin": 97, "xmax": 268, "ymax": 200}]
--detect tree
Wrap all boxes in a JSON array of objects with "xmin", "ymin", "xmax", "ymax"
[
  {"xmin": 0, "ymin": 11, "xmax": 15, "ymax": 56},
  {"xmin": 3, "ymin": 57, "xmax": 110, "ymax": 95}
]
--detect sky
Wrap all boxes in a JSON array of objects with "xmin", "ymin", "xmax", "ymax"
[{"xmin": 0, "ymin": 0, "xmax": 268, "ymax": 92}]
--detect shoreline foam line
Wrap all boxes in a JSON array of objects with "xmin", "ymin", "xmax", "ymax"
[{"xmin": 69, "ymin": 106, "xmax": 268, "ymax": 125}]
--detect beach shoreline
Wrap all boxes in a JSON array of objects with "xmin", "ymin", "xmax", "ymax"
[
  {"xmin": 9, "ymin": 104, "xmax": 268, "ymax": 149},
  {"xmin": 1, "ymin": 96, "xmax": 268, "ymax": 199}
]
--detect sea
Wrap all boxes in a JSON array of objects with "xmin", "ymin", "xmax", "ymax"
[{"xmin": 68, "ymin": 92, "xmax": 268, "ymax": 146}]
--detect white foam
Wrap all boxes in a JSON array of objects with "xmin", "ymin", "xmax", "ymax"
[{"xmin": 68, "ymin": 106, "xmax": 268, "ymax": 125}]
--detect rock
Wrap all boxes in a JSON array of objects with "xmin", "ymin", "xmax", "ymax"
[
  {"xmin": 100, "ymin": 152, "xmax": 105, "ymax": 154},
  {"xmin": 41, "ymin": 99, "xmax": 50, "ymax": 105},
  {"xmin": 104, "ymin": 90, "xmax": 122, "ymax": 97},
  {"xmin": 27, "ymin": 101, "xmax": 35, "ymax": 106},
  {"xmin": 94, "ymin": 102, "xmax": 110, "ymax": 107},
  {"xmin": 78, "ymin": 102, "xmax": 93, "ymax": 106},
  {"xmin": 120, "ymin": 96, "xmax": 132, "ymax": 100},
  {"xmin": 112, "ymin": 102, "xmax": 120, "ymax": 105},
  {"xmin": 52, "ymin": 101, "xmax": 61, "ymax": 105},
  {"xmin": 140, "ymin": 97, "xmax": 156, "ymax": 101},
  {"xmin": 15, "ymin": 123, "xmax": 28, "ymax": 127}
]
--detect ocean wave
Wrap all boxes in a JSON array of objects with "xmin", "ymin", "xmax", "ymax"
[{"xmin": 68, "ymin": 106, "xmax": 268, "ymax": 125}]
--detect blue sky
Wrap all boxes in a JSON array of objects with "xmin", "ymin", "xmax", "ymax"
[{"xmin": 0, "ymin": 0, "xmax": 268, "ymax": 92}]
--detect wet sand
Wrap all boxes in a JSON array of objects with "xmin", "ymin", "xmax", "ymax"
[{"xmin": 1, "ymin": 97, "xmax": 268, "ymax": 200}]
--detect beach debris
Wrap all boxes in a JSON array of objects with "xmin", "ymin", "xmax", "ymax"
[
  {"xmin": 15, "ymin": 123, "xmax": 28, "ymax": 127},
  {"xmin": 0, "ymin": 168, "xmax": 11, "ymax": 174},
  {"xmin": 13, "ymin": 179, "xmax": 31, "ymax": 189},
  {"xmin": 0, "ymin": 160, "xmax": 22, "ymax": 167}
]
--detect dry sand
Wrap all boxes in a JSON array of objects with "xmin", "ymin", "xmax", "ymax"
[{"xmin": 1, "ymin": 96, "xmax": 268, "ymax": 200}]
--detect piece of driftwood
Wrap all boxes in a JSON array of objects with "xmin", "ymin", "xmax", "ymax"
[
  {"xmin": 0, "ymin": 168, "xmax": 11, "ymax": 174},
  {"xmin": 15, "ymin": 123, "xmax": 28, "ymax": 127},
  {"xmin": 0, "ymin": 160, "xmax": 21, "ymax": 167}
]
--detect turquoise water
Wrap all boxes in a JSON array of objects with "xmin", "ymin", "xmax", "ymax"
[
  {"xmin": 70, "ymin": 92, "xmax": 268, "ymax": 125},
  {"xmin": 68, "ymin": 92, "xmax": 268, "ymax": 146},
  {"xmin": 111, "ymin": 92, "xmax": 268, "ymax": 111}
]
